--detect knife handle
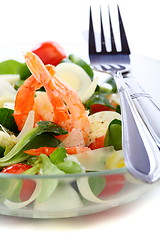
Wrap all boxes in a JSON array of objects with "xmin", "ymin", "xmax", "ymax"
[{"xmin": 125, "ymin": 76, "xmax": 160, "ymax": 147}]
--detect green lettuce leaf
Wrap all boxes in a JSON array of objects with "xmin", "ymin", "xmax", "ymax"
[
  {"xmin": 0, "ymin": 121, "xmax": 67, "ymax": 166},
  {"xmin": 104, "ymin": 119, "xmax": 122, "ymax": 150}
]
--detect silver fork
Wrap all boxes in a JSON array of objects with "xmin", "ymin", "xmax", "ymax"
[{"xmin": 89, "ymin": 5, "xmax": 160, "ymax": 183}]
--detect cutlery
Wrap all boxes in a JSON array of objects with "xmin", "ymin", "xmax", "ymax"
[{"xmin": 88, "ymin": 5, "xmax": 160, "ymax": 183}]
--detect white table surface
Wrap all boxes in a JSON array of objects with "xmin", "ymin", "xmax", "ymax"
[{"xmin": 0, "ymin": 0, "xmax": 160, "ymax": 239}]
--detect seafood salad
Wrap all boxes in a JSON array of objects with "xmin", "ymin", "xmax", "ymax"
[{"xmin": 0, "ymin": 41, "xmax": 126, "ymax": 209}]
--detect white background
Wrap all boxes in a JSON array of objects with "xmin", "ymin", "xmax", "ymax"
[{"xmin": 0, "ymin": 0, "xmax": 160, "ymax": 239}]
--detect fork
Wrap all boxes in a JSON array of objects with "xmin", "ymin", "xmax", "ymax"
[{"xmin": 89, "ymin": 5, "xmax": 160, "ymax": 183}]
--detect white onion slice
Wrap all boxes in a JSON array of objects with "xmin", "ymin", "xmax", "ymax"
[
  {"xmin": 77, "ymin": 177, "xmax": 105, "ymax": 203},
  {"xmin": 4, "ymin": 179, "xmax": 42, "ymax": 210},
  {"xmin": 16, "ymin": 110, "xmax": 35, "ymax": 141},
  {"xmin": 55, "ymin": 62, "xmax": 97, "ymax": 102},
  {"xmin": 72, "ymin": 147, "xmax": 115, "ymax": 171},
  {"xmin": 0, "ymin": 74, "xmax": 20, "ymax": 85},
  {"xmin": 80, "ymin": 76, "xmax": 98, "ymax": 103}
]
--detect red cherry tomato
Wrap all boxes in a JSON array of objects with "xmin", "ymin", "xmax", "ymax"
[
  {"xmin": 32, "ymin": 41, "xmax": 66, "ymax": 66},
  {"xmin": 90, "ymin": 104, "xmax": 116, "ymax": 114},
  {"xmin": 99, "ymin": 174, "xmax": 125, "ymax": 197},
  {"xmin": 88, "ymin": 135, "xmax": 105, "ymax": 150},
  {"xmin": 2, "ymin": 163, "xmax": 32, "ymax": 174},
  {"xmin": 2, "ymin": 163, "xmax": 36, "ymax": 201}
]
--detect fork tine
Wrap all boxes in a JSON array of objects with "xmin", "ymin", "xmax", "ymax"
[
  {"xmin": 117, "ymin": 5, "xmax": 131, "ymax": 54},
  {"xmin": 108, "ymin": 6, "xmax": 117, "ymax": 53},
  {"xmin": 100, "ymin": 6, "xmax": 107, "ymax": 53},
  {"xmin": 89, "ymin": 6, "xmax": 96, "ymax": 54}
]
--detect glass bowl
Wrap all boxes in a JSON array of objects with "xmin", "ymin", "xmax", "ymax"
[
  {"xmin": 0, "ymin": 43, "xmax": 159, "ymax": 219},
  {"xmin": 0, "ymin": 168, "xmax": 156, "ymax": 219}
]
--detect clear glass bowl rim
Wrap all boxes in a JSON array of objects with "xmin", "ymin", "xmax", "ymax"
[{"xmin": 0, "ymin": 167, "xmax": 128, "ymax": 179}]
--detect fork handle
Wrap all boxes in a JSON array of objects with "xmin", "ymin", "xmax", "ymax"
[
  {"xmin": 114, "ymin": 72, "xmax": 160, "ymax": 182},
  {"xmin": 124, "ymin": 76, "xmax": 160, "ymax": 147}
]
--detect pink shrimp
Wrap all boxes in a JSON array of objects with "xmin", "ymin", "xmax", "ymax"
[{"xmin": 14, "ymin": 52, "xmax": 90, "ymax": 145}]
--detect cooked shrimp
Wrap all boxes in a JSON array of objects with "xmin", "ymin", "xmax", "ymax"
[
  {"xmin": 14, "ymin": 75, "xmax": 42, "ymax": 130},
  {"xmin": 33, "ymin": 91, "xmax": 54, "ymax": 123},
  {"xmin": 14, "ymin": 52, "xmax": 90, "ymax": 145}
]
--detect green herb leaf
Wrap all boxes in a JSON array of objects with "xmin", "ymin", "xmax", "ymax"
[
  {"xmin": 49, "ymin": 147, "xmax": 82, "ymax": 174},
  {"xmin": 0, "ymin": 60, "xmax": 31, "ymax": 80},
  {"xmin": 89, "ymin": 176, "xmax": 106, "ymax": 196},
  {"xmin": 116, "ymin": 105, "xmax": 121, "ymax": 114},
  {"xmin": 0, "ymin": 146, "xmax": 5, "ymax": 157},
  {"xmin": 0, "ymin": 121, "xmax": 67, "ymax": 165},
  {"xmin": 85, "ymin": 92, "xmax": 116, "ymax": 110},
  {"xmin": 58, "ymin": 161, "xmax": 82, "ymax": 174},
  {"xmin": 0, "ymin": 108, "xmax": 18, "ymax": 132},
  {"xmin": 37, "ymin": 121, "xmax": 68, "ymax": 135},
  {"xmin": 0, "ymin": 60, "xmax": 21, "ymax": 74},
  {"xmin": 104, "ymin": 119, "xmax": 122, "ymax": 150},
  {"xmin": 18, "ymin": 63, "xmax": 31, "ymax": 79},
  {"xmin": 106, "ymin": 77, "xmax": 117, "ymax": 93},
  {"xmin": 37, "ymin": 154, "xmax": 64, "ymax": 202},
  {"xmin": 49, "ymin": 147, "xmax": 67, "ymax": 165},
  {"xmin": 23, "ymin": 133, "xmax": 61, "ymax": 151}
]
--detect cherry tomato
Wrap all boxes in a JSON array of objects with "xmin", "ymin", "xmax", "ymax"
[
  {"xmin": 2, "ymin": 163, "xmax": 36, "ymax": 201},
  {"xmin": 32, "ymin": 41, "xmax": 66, "ymax": 66},
  {"xmin": 99, "ymin": 174, "xmax": 125, "ymax": 197},
  {"xmin": 90, "ymin": 104, "xmax": 116, "ymax": 114},
  {"xmin": 88, "ymin": 135, "xmax": 105, "ymax": 150},
  {"xmin": 2, "ymin": 163, "xmax": 32, "ymax": 174}
]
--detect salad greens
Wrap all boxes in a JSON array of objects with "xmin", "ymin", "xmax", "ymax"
[
  {"xmin": 104, "ymin": 119, "xmax": 122, "ymax": 150},
  {"xmin": 50, "ymin": 147, "xmax": 82, "ymax": 174},
  {"xmin": 85, "ymin": 92, "xmax": 116, "ymax": 112},
  {"xmin": 0, "ymin": 121, "xmax": 67, "ymax": 166},
  {"xmin": 0, "ymin": 44, "xmax": 125, "ymax": 210},
  {"xmin": 0, "ymin": 108, "xmax": 18, "ymax": 132},
  {"xmin": 0, "ymin": 60, "xmax": 31, "ymax": 81}
]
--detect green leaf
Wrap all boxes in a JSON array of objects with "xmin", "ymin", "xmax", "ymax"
[
  {"xmin": 0, "ymin": 108, "xmax": 18, "ymax": 132},
  {"xmin": 0, "ymin": 60, "xmax": 21, "ymax": 74},
  {"xmin": 49, "ymin": 147, "xmax": 82, "ymax": 173},
  {"xmin": 107, "ymin": 77, "xmax": 117, "ymax": 93},
  {"xmin": 89, "ymin": 176, "xmax": 106, "ymax": 196},
  {"xmin": 68, "ymin": 54, "xmax": 94, "ymax": 80},
  {"xmin": 0, "ymin": 60, "xmax": 31, "ymax": 80},
  {"xmin": 116, "ymin": 105, "xmax": 121, "ymax": 114},
  {"xmin": 18, "ymin": 63, "xmax": 31, "ymax": 80},
  {"xmin": 37, "ymin": 121, "xmax": 68, "ymax": 135},
  {"xmin": 0, "ymin": 178, "xmax": 20, "ymax": 202},
  {"xmin": 95, "ymin": 77, "xmax": 117, "ymax": 94},
  {"xmin": 0, "ymin": 121, "xmax": 67, "ymax": 165},
  {"xmin": 96, "ymin": 84, "xmax": 112, "ymax": 94},
  {"xmin": 49, "ymin": 147, "xmax": 67, "ymax": 165},
  {"xmin": 23, "ymin": 133, "xmax": 61, "ymax": 151},
  {"xmin": 58, "ymin": 160, "xmax": 82, "ymax": 174},
  {"xmin": 0, "ymin": 146, "xmax": 5, "ymax": 157},
  {"xmin": 104, "ymin": 119, "xmax": 122, "ymax": 150},
  {"xmin": 37, "ymin": 154, "xmax": 64, "ymax": 202},
  {"xmin": 85, "ymin": 92, "xmax": 116, "ymax": 110}
]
